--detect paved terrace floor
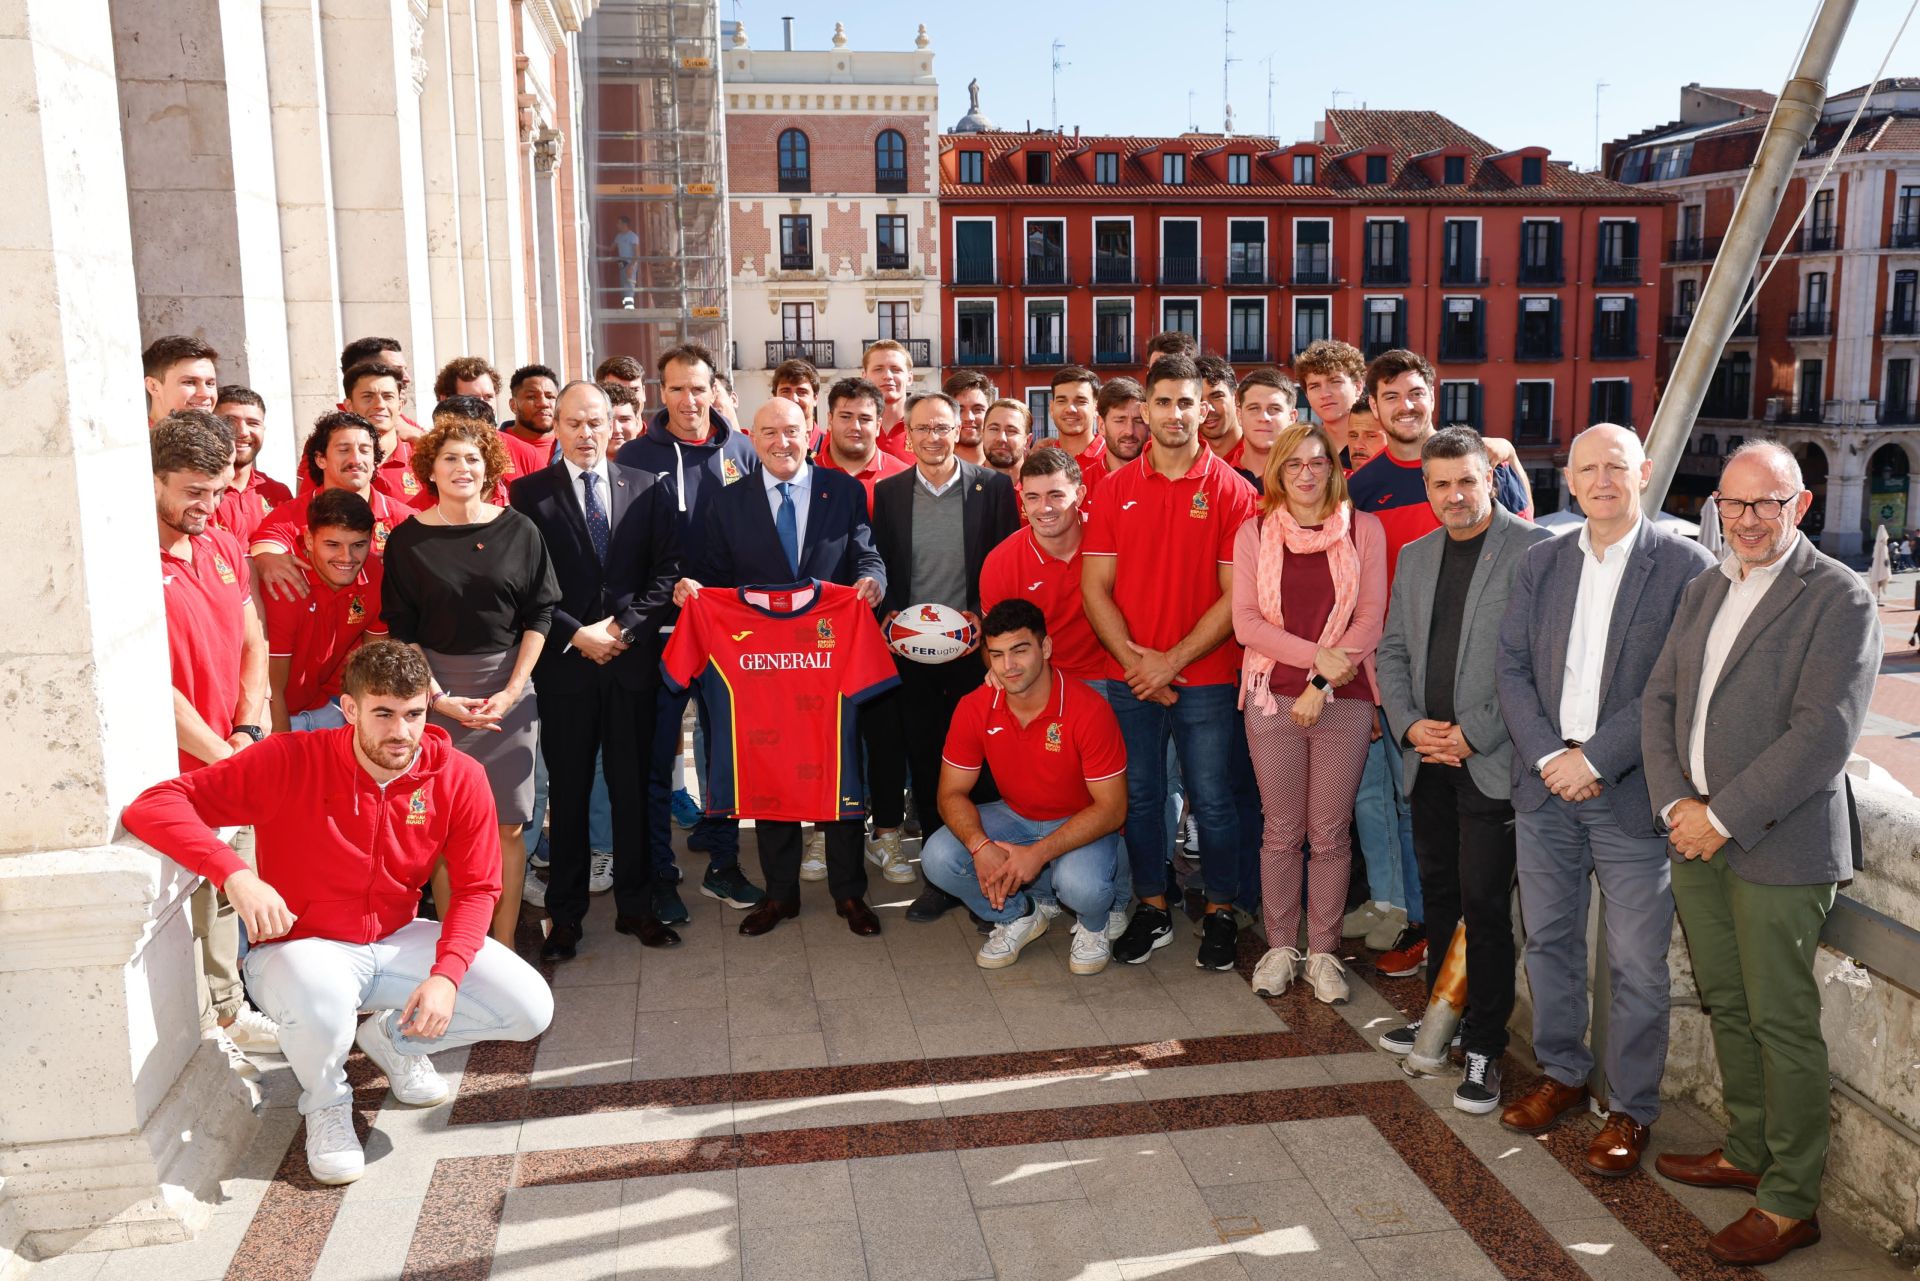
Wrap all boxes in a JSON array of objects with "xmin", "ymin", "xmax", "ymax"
[{"xmin": 22, "ymin": 831, "xmax": 1913, "ymax": 1281}]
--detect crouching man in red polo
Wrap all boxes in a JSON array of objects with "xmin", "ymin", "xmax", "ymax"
[{"xmin": 123, "ymin": 640, "xmax": 553, "ymax": 1186}]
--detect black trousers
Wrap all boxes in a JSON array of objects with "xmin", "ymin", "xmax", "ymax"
[
  {"xmin": 863, "ymin": 654, "xmax": 990, "ymax": 835},
  {"xmin": 1410, "ymin": 764, "xmax": 1517, "ymax": 1059},
  {"xmin": 757, "ymin": 819, "xmax": 866, "ymax": 903},
  {"xmin": 535, "ymin": 668, "xmax": 655, "ymax": 929}
]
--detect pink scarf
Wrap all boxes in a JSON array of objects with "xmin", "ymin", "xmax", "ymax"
[{"xmin": 1244, "ymin": 501, "xmax": 1361, "ymax": 716}]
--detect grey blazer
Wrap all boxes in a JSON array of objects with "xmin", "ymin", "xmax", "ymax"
[
  {"xmin": 1377, "ymin": 507, "xmax": 1554, "ymax": 799},
  {"xmin": 1641, "ymin": 534, "xmax": 1879, "ymax": 885},
  {"xmin": 1496, "ymin": 520, "xmax": 1716, "ymax": 837}
]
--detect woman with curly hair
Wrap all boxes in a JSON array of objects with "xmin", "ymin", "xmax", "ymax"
[{"xmin": 382, "ymin": 412, "xmax": 559, "ymax": 944}]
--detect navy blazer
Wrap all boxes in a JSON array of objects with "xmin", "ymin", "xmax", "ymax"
[
  {"xmin": 1495, "ymin": 519, "xmax": 1715, "ymax": 838},
  {"xmin": 693, "ymin": 464, "xmax": 887, "ymax": 594},
  {"xmin": 509, "ymin": 460, "xmax": 679, "ymax": 691}
]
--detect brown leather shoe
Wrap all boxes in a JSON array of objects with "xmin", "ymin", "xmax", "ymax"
[
  {"xmin": 1706, "ymin": 1208, "xmax": 1820, "ymax": 1265},
  {"xmin": 614, "ymin": 914, "xmax": 681, "ymax": 948},
  {"xmin": 1584, "ymin": 1112, "xmax": 1649, "ymax": 1178},
  {"xmin": 1499, "ymin": 1077, "xmax": 1586, "ymax": 1134},
  {"xmin": 1654, "ymin": 1148, "xmax": 1762, "ymax": 1192},
  {"xmin": 738, "ymin": 898, "xmax": 799, "ymax": 937},
  {"xmin": 835, "ymin": 897, "xmax": 881, "ymax": 936}
]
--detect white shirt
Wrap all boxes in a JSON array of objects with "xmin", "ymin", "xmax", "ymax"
[
  {"xmin": 562, "ymin": 456, "xmax": 612, "ymax": 520},
  {"xmin": 1541, "ymin": 516, "xmax": 1643, "ymax": 774},
  {"xmin": 763, "ymin": 462, "xmax": 812, "ymax": 558},
  {"xmin": 915, "ymin": 462, "xmax": 963, "ymax": 497},
  {"xmin": 1666, "ymin": 533, "xmax": 1799, "ymax": 837}
]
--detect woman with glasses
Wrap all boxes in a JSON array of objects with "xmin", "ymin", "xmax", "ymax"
[{"xmin": 1232, "ymin": 422, "xmax": 1388, "ymax": 1003}]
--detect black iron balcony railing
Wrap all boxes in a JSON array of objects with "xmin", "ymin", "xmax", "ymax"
[
  {"xmin": 1668, "ymin": 235, "xmax": 1723, "ymax": 263},
  {"xmin": 1798, "ymin": 224, "xmax": 1840, "ymax": 253},
  {"xmin": 1665, "ymin": 310, "xmax": 1758, "ymax": 339},
  {"xmin": 1591, "ymin": 334, "xmax": 1639, "ymax": 360},
  {"xmin": 1594, "ymin": 255, "xmax": 1641, "ymax": 284},
  {"xmin": 1092, "ymin": 254, "xmax": 1139, "ymax": 284},
  {"xmin": 1881, "ymin": 400, "xmax": 1920, "ymax": 425},
  {"xmin": 1699, "ymin": 396, "xmax": 1750, "ymax": 420},
  {"xmin": 1228, "ymin": 344, "xmax": 1269, "ymax": 364},
  {"xmin": 778, "ymin": 251, "xmax": 813, "ymax": 272},
  {"xmin": 1289, "ymin": 253, "xmax": 1342, "ymax": 286},
  {"xmin": 765, "ymin": 340, "xmax": 834, "ymax": 368},
  {"xmin": 1440, "ymin": 256, "xmax": 1489, "ymax": 286},
  {"xmin": 1438, "ymin": 334, "xmax": 1486, "ymax": 362},
  {"xmin": 1787, "ymin": 310, "xmax": 1833, "ymax": 337},
  {"xmin": 1789, "ymin": 401, "xmax": 1825, "ymax": 423},
  {"xmin": 864, "ymin": 337, "xmax": 931, "ymax": 366},
  {"xmin": 1362, "ymin": 258, "xmax": 1410, "ymax": 285},
  {"xmin": 1025, "ymin": 251, "xmax": 1069, "ymax": 286},
  {"xmin": 778, "ymin": 167, "xmax": 810, "ymax": 193},
  {"xmin": 1513, "ymin": 413, "xmax": 1558, "ymax": 445},
  {"xmin": 952, "ymin": 251, "xmax": 997, "ymax": 285},
  {"xmin": 1160, "ymin": 255, "xmax": 1206, "ymax": 285},
  {"xmin": 1093, "ymin": 345, "xmax": 1134, "ymax": 365},
  {"xmin": 1362, "ymin": 332, "xmax": 1406, "ymax": 360},
  {"xmin": 1884, "ymin": 310, "xmax": 1920, "ymax": 337},
  {"xmin": 1025, "ymin": 345, "xmax": 1066, "ymax": 366},
  {"xmin": 954, "ymin": 346, "xmax": 998, "ymax": 367},
  {"xmin": 1517, "ymin": 257, "xmax": 1564, "ymax": 285},
  {"xmin": 1514, "ymin": 332, "xmax": 1563, "ymax": 361},
  {"xmin": 1226, "ymin": 253, "xmax": 1271, "ymax": 285},
  {"xmin": 875, "ymin": 167, "xmax": 907, "ymax": 194},
  {"xmin": 875, "ymin": 249, "xmax": 908, "ymax": 271},
  {"xmin": 1892, "ymin": 219, "xmax": 1920, "ymax": 250}
]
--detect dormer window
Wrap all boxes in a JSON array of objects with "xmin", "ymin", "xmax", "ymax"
[
  {"xmin": 958, "ymin": 150, "xmax": 984, "ymax": 184},
  {"xmin": 1365, "ymin": 154, "xmax": 1387, "ymax": 183},
  {"xmin": 1026, "ymin": 152, "xmax": 1051, "ymax": 184},
  {"xmin": 1095, "ymin": 152, "xmax": 1119, "ymax": 184},
  {"xmin": 1162, "ymin": 153, "xmax": 1186, "ymax": 184},
  {"xmin": 1226, "ymin": 154, "xmax": 1250, "ymax": 185},
  {"xmin": 1292, "ymin": 153, "xmax": 1316, "ymax": 185},
  {"xmin": 1443, "ymin": 155, "xmax": 1466, "ymax": 185},
  {"xmin": 1521, "ymin": 155, "xmax": 1544, "ymax": 185}
]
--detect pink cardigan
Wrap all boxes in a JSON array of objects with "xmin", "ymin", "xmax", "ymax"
[{"xmin": 1231, "ymin": 507, "xmax": 1389, "ymax": 705}]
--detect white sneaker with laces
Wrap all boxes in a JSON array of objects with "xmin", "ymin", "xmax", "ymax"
[
  {"xmin": 866, "ymin": 829, "xmax": 916, "ymax": 883},
  {"xmin": 521, "ymin": 865, "xmax": 546, "ymax": 909},
  {"xmin": 1034, "ymin": 899, "xmax": 1063, "ymax": 922},
  {"xmin": 212, "ymin": 1026, "xmax": 261, "ymax": 1081},
  {"xmin": 1304, "ymin": 951, "xmax": 1350, "ymax": 1004},
  {"xmin": 1181, "ymin": 813, "xmax": 1200, "ymax": 853},
  {"xmin": 800, "ymin": 828, "xmax": 828, "ymax": 881},
  {"xmin": 1341, "ymin": 901, "xmax": 1387, "ymax": 938},
  {"xmin": 1069, "ymin": 921, "xmax": 1111, "ymax": 975},
  {"xmin": 355, "ymin": 1011, "xmax": 450, "ymax": 1106},
  {"xmin": 1251, "ymin": 946, "xmax": 1304, "ymax": 996},
  {"xmin": 975, "ymin": 907, "xmax": 1048, "ymax": 969},
  {"xmin": 588, "ymin": 851, "xmax": 614, "ymax": 894},
  {"xmin": 305, "ymin": 1101, "xmax": 364, "ymax": 1185},
  {"xmin": 1105, "ymin": 905, "xmax": 1131, "ymax": 941},
  {"xmin": 225, "ymin": 1005, "xmax": 282, "ymax": 1054}
]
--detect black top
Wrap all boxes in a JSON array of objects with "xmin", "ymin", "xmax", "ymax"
[
  {"xmin": 381, "ymin": 508, "xmax": 560, "ymax": 653},
  {"xmin": 1424, "ymin": 527, "xmax": 1486, "ymax": 726}
]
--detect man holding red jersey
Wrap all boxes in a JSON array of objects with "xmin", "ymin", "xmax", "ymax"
[
  {"xmin": 123, "ymin": 641, "xmax": 552, "ymax": 1187},
  {"xmin": 212, "ymin": 385, "xmax": 293, "ymax": 544},
  {"xmin": 266, "ymin": 489, "xmax": 386, "ymax": 732},
  {"xmin": 921, "ymin": 600, "xmax": 1128, "ymax": 975}
]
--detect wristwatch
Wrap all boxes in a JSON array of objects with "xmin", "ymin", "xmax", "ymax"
[
  {"xmin": 1308, "ymin": 674, "xmax": 1332, "ymax": 692},
  {"xmin": 620, "ymin": 626, "xmax": 638, "ymax": 646},
  {"xmin": 232, "ymin": 724, "xmax": 264, "ymax": 743}
]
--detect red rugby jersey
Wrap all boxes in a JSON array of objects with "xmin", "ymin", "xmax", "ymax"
[
  {"xmin": 161, "ymin": 528, "xmax": 253, "ymax": 774},
  {"xmin": 265, "ymin": 562, "xmax": 388, "ymax": 714},
  {"xmin": 662, "ymin": 581, "xmax": 899, "ymax": 821}
]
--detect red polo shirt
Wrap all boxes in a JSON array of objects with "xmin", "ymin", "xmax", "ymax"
[
  {"xmin": 213, "ymin": 469, "xmax": 293, "ymax": 545},
  {"xmin": 1081, "ymin": 445, "xmax": 1257, "ymax": 687},
  {"xmin": 942, "ymin": 671, "xmax": 1127, "ymax": 821},
  {"xmin": 251, "ymin": 487, "xmax": 410, "ymax": 560},
  {"xmin": 815, "ymin": 446, "xmax": 908, "ymax": 515},
  {"xmin": 1062, "ymin": 432, "xmax": 1108, "ymax": 499},
  {"xmin": 876, "ymin": 418, "xmax": 911, "ymax": 463},
  {"xmin": 978, "ymin": 525, "xmax": 1105, "ymax": 685},
  {"xmin": 265, "ymin": 563, "xmax": 388, "ymax": 714},
  {"xmin": 298, "ymin": 434, "xmax": 430, "ymax": 508},
  {"xmin": 161, "ymin": 529, "xmax": 252, "ymax": 774}
]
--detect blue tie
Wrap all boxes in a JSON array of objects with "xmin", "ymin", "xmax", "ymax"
[
  {"xmin": 581, "ymin": 471, "xmax": 610, "ymax": 565},
  {"xmin": 775, "ymin": 481, "xmax": 800, "ymax": 577}
]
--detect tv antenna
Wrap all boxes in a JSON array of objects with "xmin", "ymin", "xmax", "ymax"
[
  {"xmin": 1222, "ymin": 0, "xmax": 1240, "ymax": 132},
  {"xmin": 1188, "ymin": 90, "xmax": 1198, "ymax": 132},
  {"xmin": 1331, "ymin": 89, "xmax": 1351, "ymax": 111},
  {"xmin": 1262, "ymin": 54, "xmax": 1276, "ymax": 136},
  {"xmin": 1050, "ymin": 39, "xmax": 1070, "ymax": 130},
  {"xmin": 1594, "ymin": 81, "xmax": 1611, "ymax": 171}
]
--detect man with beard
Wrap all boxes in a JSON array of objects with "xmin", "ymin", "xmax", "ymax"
[
  {"xmin": 1197, "ymin": 356, "xmax": 1244, "ymax": 468},
  {"xmin": 944, "ymin": 370, "xmax": 994, "ymax": 466},
  {"xmin": 1094, "ymin": 377, "xmax": 1149, "ymax": 478},
  {"xmin": 500, "ymin": 364, "xmax": 561, "ymax": 486},
  {"xmin": 1345, "ymin": 405, "xmax": 1387, "ymax": 472},
  {"xmin": 212, "ymin": 386, "xmax": 293, "ymax": 544},
  {"xmin": 1233, "ymin": 369, "xmax": 1296, "ymax": 488},
  {"xmin": 982, "ymin": 399, "xmax": 1030, "ymax": 482},
  {"xmin": 250, "ymin": 412, "xmax": 414, "ymax": 601}
]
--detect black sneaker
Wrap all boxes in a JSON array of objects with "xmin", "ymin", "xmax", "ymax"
[
  {"xmin": 1454, "ymin": 1052, "xmax": 1503, "ymax": 1114},
  {"xmin": 1112, "ymin": 904, "xmax": 1173, "ymax": 964},
  {"xmin": 1377, "ymin": 1017, "xmax": 1464, "ymax": 1056},
  {"xmin": 1195, "ymin": 911, "xmax": 1238, "ymax": 970},
  {"xmin": 700, "ymin": 864, "xmax": 764, "ymax": 909}
]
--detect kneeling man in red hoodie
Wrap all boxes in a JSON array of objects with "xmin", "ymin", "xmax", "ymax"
[{"xmin": 124, "ymin": 640, "xmax": 553, "ymax": 1185}]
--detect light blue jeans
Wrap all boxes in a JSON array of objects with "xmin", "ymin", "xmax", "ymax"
[
  {"xmin": 1353, "ymin": 712, "xmax": 1422, "ymax": 921},
  {"xmin": 921, "ymin": 802, "xmax": 1122, "ymax": 930},
  {"xmin": 287, "ymin": 700, "xmax": 348, "ymax": 732}
]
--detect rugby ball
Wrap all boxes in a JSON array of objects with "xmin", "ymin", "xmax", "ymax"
[{"xmin": 887, "ymin": 602, "xmax": 978, "ymax": 664}]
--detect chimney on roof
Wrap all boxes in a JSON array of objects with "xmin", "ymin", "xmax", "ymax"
[
  {"xmin": 782, "ymin": 16, "xmax": 794, "ymax": 50},
  {"xmin": 1074, "ymin": 125, "xmax": 1080, "ymax": 138}
]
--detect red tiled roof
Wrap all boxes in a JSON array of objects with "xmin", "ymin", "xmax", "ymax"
[
  {"xmin": 1323, "ymin": 109, "xmax": 1495, "ymax": 157},
  {"xmin": 1694, "ymin": 86, "xmax": 1776, "ymax": 112},
  {"xmin": 1851, "ymin": 115, "xmax": 1920, "ymax": 153},
  {"xmin": 1834, "ymin": 77, "xmax": 1920, "ymax": 100}
]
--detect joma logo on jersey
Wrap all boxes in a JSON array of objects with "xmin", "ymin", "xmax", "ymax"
[
  {"xmin": 1189, "ymin": 491, "xmax": 1210, "ymax": 519},
  {"xmin": 816, "ymin": 618, "xmax": 836, "ymax": 649},
  {"xmin": 211, "ymin": 552, "xmax": 238, "ymax": 585},
  {"xmin": 1045, "ymin": 722, "xmax": 1064, "ymax": 752},
  {"xmin": 406, "ymin": 787, "xmax": 429, "ymax": 825}
]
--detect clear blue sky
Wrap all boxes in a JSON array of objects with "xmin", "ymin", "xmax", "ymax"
[{"xmin": 730, "ymin": 0, "xmax": 1913, "ymax": 167}]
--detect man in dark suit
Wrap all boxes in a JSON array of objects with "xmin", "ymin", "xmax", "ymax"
[
  {"xmin": 867, "ymin": 391, "xmax": 1021, "ymax": 921},
  {"xmin": 674, "ymin": 397, "xmax": 887, "ymax": 937},
  {"xmin": 1641, "ymin": 441, "xmax": 1879, "ymax": 1266},
  {"xmin": 510, "ymin": 382, "xmax": 681, "ymax": 958},
  {"xmin": 1494, "ymin": 425, "xmax": 1715, "ymax": 1172}
]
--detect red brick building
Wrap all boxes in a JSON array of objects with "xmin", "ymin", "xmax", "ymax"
[{"xmin": 939, "ymin": 108, "xmax": 1669, "ymax": 511}]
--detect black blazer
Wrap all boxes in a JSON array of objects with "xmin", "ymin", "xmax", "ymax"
[
  {"xmin": 693, "ymin": 465, "xmax": 887, "ymax": 593},
  {"xmin": 509, "ymin": 461, "xmax": 679, "ymax": 691},
  {"xmin": 871, "ymin": 460, "xmax": 1020, "ymax": 615}
]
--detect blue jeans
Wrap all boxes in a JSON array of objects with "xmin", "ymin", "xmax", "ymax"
[
  {"xmin": 287, "ymin": 700, "xmax": 347, "ymax": 731},
  {"xmin": 1102, "ymin": 680, "xmax": 1240, "ymax": 905},
  {"xmin": 921, "ymin": 802, "xmax": 1121, "ymax": 929},
  {"xmin": 1354, "ymin": 714, "xmax": 1422, "ymax": 921}
]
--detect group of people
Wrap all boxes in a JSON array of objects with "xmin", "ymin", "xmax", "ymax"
[{"xmin": 120, "ymin": 326, "xmax": 1877, "ymax": 1268}]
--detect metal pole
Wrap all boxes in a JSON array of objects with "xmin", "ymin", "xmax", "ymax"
[{"xmin": 1642, "ymin": 0, "xmax": 1860, "ymax": 516}]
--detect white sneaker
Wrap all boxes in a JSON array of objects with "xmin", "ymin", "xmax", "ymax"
[
  {"xmin": 1251, "ymin": 946, "xmax": 1304, "ymax": 997},
  {"xmin": 304, "ymin": 1101, "xmax": 364, "ymax": 1185},
  {"xmin": 1069, "ymin": 921, "xmax": 1111, "ymax": 975},
  {"xmin": 1105, "ymin": 905, "xmax": 1131, "ymax": 940},
  {"xmin": 865, "ymin": 829, "xmax": 916, "ymax": 884},
  {"xmin": 976, "ymin": 906, "xmax": 1048, "ymax": 969},
  {"xmin": 521, "ymin": 866, "xmax": 547, "ymax": 909},
  {"xmin": 800, "ymin": 828, "xmax": 828, "ymax": 881},
  {"xmin": 1364, "ymin": 906, "xmax": 1410, "ymax": 952},
  {"xmin": 1304, "ymin": 951, "xmax": 1350, "ymax": 1004},
  {"xmin": 1181, "ymin": 813, "xmax": 1200, "ymax": 853},
  {"xmin": 355, "ymin": 1011, "xmax": 451, "ymax": 1107},
  {"xmin": 1341, "ymin": 901, "xmax": 1388, "ymax": 938},
  {"xmin": 529, "ymin": 836, "xmax": 550, "ymax": 869},
  {"xmin": 212, "ymin": 1026, "xmax": 261, "ymax": 1081},
  {"xmin": 1034, "ymin": 899, "xmax": 1063, "ymax": 922},
  {"xmin": 224, "ymin": 1005, "xmax": 282, "ymax": 1054},
  {"xmin": 588, "ymin": 851, "xmax": 614, "ymax": 894}
]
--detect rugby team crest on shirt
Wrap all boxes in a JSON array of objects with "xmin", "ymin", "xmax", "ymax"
[
  {"xmin": 258, "ymin": 492, "xmax": 274, "ymax": 515},
  {"xmin": 406, "ymin": 787, "xmax": 429, "ymax": 825},
  {"xmin": 817, "ymin": 617, "xmax": 836, "ymax": 649},
  {"xmin": 721, "ymin": 456, "xmax": 743, "ymax": 484},
  {"xmin": 211, "ymin": 550, "xmax": 238, "ymax": 584},
  {"xmin": 375, "ymin": 520, "xmax": 392, "ymax": 553},
  {"xmin": 1045, "ymin": 722, "xmax": 1064, "ymax": 752},
  {"xmin": 400, "ymin": 472, "xmax": 421, "ymax": 496},
  {"xmin": 347, "ymin": 596, "xmax": 367, "ymax": 626},
  {"xmin": 1189, "ymin": 491, "xmax": 1211, "ymax": 520}
]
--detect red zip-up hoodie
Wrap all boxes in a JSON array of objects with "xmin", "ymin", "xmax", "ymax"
[{"xmin": 122, "ymin": 725, "xmax": 499, "ymax": 985}]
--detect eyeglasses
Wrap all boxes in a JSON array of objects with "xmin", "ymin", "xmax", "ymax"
[
  {"xmin": 1712, "ymin": 492, "xmax": 1801, "ymax": 520},
  {"xmin": 1281, "ymin": 458, "xmax": 1334, "ymax": 476},
  {"xmin": 909, "ymin": 424, "xmax": 958, "ymax": 438}
]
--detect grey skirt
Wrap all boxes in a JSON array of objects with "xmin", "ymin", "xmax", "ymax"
[{"xmin": 423, "ymin": 647, "xmax": 538, "ymax": 825}]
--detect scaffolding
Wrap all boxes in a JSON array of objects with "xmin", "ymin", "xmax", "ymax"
[{"xmin": 581, "ymin": 0, "xmax": 731, "ymax": 386}]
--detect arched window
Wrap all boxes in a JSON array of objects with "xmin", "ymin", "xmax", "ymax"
[
  {"xmin": 875, "ymin": 129, "xmax": 907, "ymax": 192},
  {"xmin": 778, "ymin": 129, "xmax": 810, "ymax": 191}
]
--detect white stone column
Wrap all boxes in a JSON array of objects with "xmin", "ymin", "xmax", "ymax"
[
  {"xmin": 0, "ymin": 0, "xmax": 257, "ymax": 1259},
  {"xmin": 110, "ymin": 0, "xmax": 295, "ymax": 420},
  {"xmin": 446, "ymin": 0, "xmax": 496, "ymax": 354},
  {"xmin": 474, "ymin": 0, "xmax": 530, "ymax": 369},
  {"xmin": 320, "ymin": 0, "xmax": 438, "ymax": 395},
  {"xmin": 421, "ymin": 0, "xmax": 468, "ymax": 361},
  {"xmin": 261, "ymin": 0, "xmax": 346, "ymax": 458}
]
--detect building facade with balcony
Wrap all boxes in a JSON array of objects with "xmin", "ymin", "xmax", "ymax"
[
  {"xmin": 1611, "ymin": 78, "xmax": 1920, "ymax": 554},
  {"xmin": 722, "ymin": 19, "xmax": 940, "ymax": 421},
  {"xmin": 937, "ymin": 107, "xmax": 1666, "ymax": 510}
]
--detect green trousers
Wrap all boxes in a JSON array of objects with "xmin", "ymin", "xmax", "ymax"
[{"xmin": 1671, "ymin": 852, "xmax": 1835, "ymax": 1220}]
